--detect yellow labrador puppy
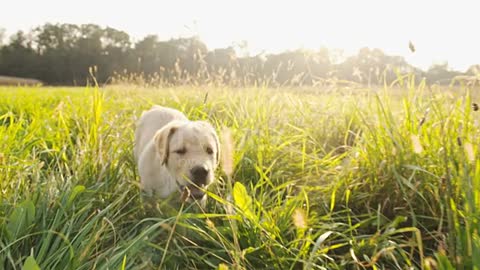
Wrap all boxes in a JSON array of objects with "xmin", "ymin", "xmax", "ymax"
[{"xmin": 134, "ymin": 105, "xmax": 220, "ymax": 203}]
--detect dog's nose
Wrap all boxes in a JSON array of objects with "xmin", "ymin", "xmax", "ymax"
[{"xmin": 191, "ymin": 165, "xmax": 209, "ymax": 185}]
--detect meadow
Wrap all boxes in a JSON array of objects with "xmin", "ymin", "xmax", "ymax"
[{"xmin": 0, "ymin": 81, "xmax": 479, "ymax": 269}]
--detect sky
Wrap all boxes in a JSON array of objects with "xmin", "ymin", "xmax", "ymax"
[{"xmin": 1, "ymin": 0, "xmax": 479, "ymax": 71}]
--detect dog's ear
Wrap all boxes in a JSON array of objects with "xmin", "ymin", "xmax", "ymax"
[
  {"xmin": 211, "ymin": 130, "xmax": 220, "ymax": 167},
  {"xmin": 154, "ymin": 122, "xmax": 180, "ymax": 165}
]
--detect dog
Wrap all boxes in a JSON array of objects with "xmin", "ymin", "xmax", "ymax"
[{"xmin": 134, "ymin": 105, "xmax": 220, "ymax": 203}]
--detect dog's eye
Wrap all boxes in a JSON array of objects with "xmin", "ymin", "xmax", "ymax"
[
  {"xmin": 206, "ymin": 147, "xmax": 214, "ymax": 155},
  {"xmin": 174, "ymin": 148, "xmax": 187, "ymax": 155}
]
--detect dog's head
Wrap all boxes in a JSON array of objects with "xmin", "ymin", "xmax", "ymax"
[{"xmin": 154, "ymin": 120, "xmax": 220, "ymax": 200}]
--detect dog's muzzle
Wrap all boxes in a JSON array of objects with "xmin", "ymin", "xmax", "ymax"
[
  {"xmin": 176, "ymin": 182, "xmax": 206, "ymax": 201},
  {"xmin": 190, "ymin": 165, "xmax": 209, "ymax": 185},
  {"xmin": 187, "ymin": 185, "xmax": 206, "ymax": 199},
  {"xmin": 176, "ymin": 165, "xmax": 210, "ymax": 201}
]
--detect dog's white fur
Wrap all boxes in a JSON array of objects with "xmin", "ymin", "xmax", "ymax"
[{"xmin": 134, "ymin": 105, "xmax": 220, "ymax": 201}]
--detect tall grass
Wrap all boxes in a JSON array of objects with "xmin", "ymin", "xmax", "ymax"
[{"xmin": 0, "ymin": 82, "xmax": 479, "ymax": 269}]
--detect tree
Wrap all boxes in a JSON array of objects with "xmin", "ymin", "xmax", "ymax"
[
  {"xmin": 33, "ymin": 23, "xmax": 80, "ymax": 84},
  {"xmin": 335, "ymin": 47, "xmax": 419, "ymax": 85},
  {"xmin": 0, "ymin": 31, "xmax": 40, "ymax": 79},
  {"xmin": 466, "ymin": 65, "xmax": 480, "ymax": 76},
  {"xmin": 425, "ymin": 62, "xmax": 461, "ymax": 84},
  {"xmin": 0, "ymin": 23, "xmax": 469, "ymax": 86},
  {"xmin": 0, "ymin": 28, "xmax": 5, "ymax": 46}
]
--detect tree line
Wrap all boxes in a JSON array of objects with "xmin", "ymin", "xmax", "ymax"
[{"xmin": 0, "ymin": 23, "xmax": 478, "ymax": 86}]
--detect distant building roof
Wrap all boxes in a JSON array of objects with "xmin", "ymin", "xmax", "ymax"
[{"xmin": 0, "ymin": 75, "xmax": 43, "ymax": 86}]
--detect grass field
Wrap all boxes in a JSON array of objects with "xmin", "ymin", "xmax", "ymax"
[{"xmin": 0, "ymin": 82, "xmax": 479, "ymax": 269}]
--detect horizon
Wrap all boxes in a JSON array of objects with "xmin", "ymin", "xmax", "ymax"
[{"xmin": 2, "ymin": 0, "xmax": 479, "ymax": 72}]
